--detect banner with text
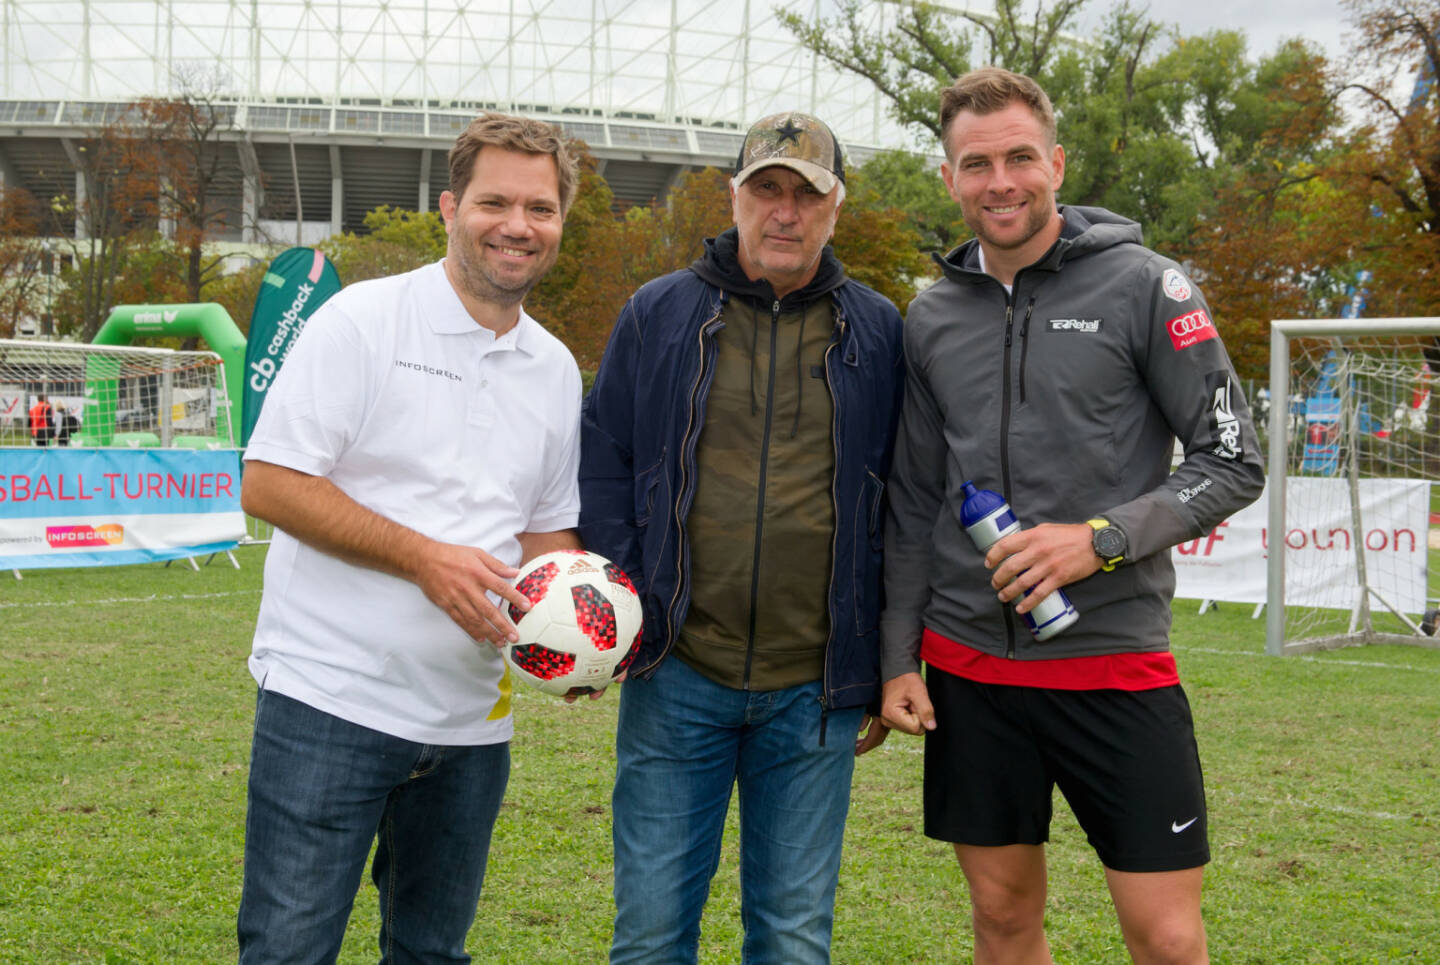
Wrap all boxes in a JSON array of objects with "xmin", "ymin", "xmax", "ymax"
[
  {"xmin": 241, "ymin": 247, "xmax": 341, "ymax": 446},
  {"xmin": 0, "ymin": 448, "xmax": 245, "ymax": 569},
  {"xmin": 1173, "ymin": 477, "xmax": 1430, "ymax": 611}
]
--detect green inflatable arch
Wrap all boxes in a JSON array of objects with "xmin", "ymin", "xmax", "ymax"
[{"xmin": 86, "ymin": 303, "xmax": 246, "ymax": 447}]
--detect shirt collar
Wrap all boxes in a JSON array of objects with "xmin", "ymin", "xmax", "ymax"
[{"xmin": 426, "ymin": 260, "xmax": 539, "ymax": 356}]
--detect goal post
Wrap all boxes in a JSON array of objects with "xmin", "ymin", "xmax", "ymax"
[
  {"xmin": 0, "ymin": 338, "xmax": 236, "ymax": 449},
  {"xmin": 1266, "ymin": 317, "xmax": 1440, "ymax": 655}
]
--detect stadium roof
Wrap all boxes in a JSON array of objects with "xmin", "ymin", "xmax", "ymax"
[{"xmin": 0, "ymin": 0, "xmax": 934, "ymax": 241}]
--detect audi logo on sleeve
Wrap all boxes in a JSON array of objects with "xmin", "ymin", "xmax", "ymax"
[{"xmin": 1167, "ymin": 308, "xmax": 1217, "ymax": 351}]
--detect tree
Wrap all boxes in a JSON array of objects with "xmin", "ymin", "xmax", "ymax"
[
  {"xmin": 363, "ymin": 205, "xmax": 447, "ymax": 260},
  {"xmin": 0, "ymin": 186, "xmax": 48, "ymax": 337},
  {"xmin": 780, "ymin": 0, "xmax": 1331, "ymax": 252},
  {"xmin": 129, "ymin": 67, "xmax": 242, "ymax": 305},
  {"xmin": 49, "ymin": 120, "xmax": 150, "ymax": 340},
  {"xmin": 851, "ymin": 150, "xmax": 968, "ymax": 253},
  {"xmin": 1189, "ymin": 2, "xmax": 1439, "ymax": 378},
  {"xmin": 527, "ymin": 157, "xmax": 632, "ymax": 368},
  {"xmin": 832, "ymin": 171, "xmax": 937, "ymax": 313},
  {"xmin": 1337, "ymin": 0, "xmax": 1440, "ymax": 317}
]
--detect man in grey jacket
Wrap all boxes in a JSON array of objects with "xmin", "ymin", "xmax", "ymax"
[{"xmin": 879, "ymin": 67, "xmax": 1264, "ymax": 964}]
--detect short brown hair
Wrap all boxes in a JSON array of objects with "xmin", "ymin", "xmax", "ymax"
[
  {"xmin": 448, "ymin": 112, "xmax": 580, "ymax": 216},
  {"xmin": 939, "ymin": 67, "xmax": 1057, "ymax": 160}
]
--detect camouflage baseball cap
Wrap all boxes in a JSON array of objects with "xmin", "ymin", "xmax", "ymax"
[{"xmin": 733, "ymin": 112, "xmax": 845, "ymax": 195}]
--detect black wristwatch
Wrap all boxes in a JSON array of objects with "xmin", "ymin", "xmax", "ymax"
[{"xmin": 1086, "ymin": 518, "xmax": 1127, "ymax": 572}]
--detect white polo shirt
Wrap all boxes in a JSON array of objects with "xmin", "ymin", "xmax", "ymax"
[{"xmin": 244, "ymin": 260, "xmax": 581, "ymax": 745}]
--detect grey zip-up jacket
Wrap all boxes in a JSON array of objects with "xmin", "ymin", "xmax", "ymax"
[{"xmin": 880, "ymin": 205, "xmax": 1265, "ymax": 678}]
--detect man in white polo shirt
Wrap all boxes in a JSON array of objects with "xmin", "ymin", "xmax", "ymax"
[{"xmin": 237, "ymin": 112, "xmax": 584, "ymax": 963}]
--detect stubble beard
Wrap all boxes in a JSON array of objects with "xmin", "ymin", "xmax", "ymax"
[
  {"xmin": 449, "ymin": 233, "xmax": 558, "ymax": 308},
  {"xmin": 967, "ymin": 197, "xmax": 1054, "ymax": 253}
]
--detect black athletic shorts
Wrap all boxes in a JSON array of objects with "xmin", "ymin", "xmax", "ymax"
[{"xmin": 922, "ymin": 668, "xmax": 1210, "ymax": 873}]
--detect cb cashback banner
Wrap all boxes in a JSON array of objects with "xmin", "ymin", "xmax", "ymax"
[
  {"xmin": 1172, "ymin": 477, "xmax": 1429, "ymax": 612},
  {"xmin": 241, "ymin": 247, "xmax": 341, "ymax": 446},
  {"xmin": 0, "ymin": 448, "xmax": 245, "ymax": 569}
]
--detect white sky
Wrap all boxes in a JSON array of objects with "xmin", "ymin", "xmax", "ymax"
[{"xmin": 1091, "ymin": 0, "xmax": 1352, "ymax": 61}]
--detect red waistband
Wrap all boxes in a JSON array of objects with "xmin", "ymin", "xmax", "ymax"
[{"xmin": 920, "ymin": 627, "xmax": 1179, "ymax": 690}]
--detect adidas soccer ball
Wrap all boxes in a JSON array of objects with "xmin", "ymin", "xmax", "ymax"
[{"xmin": 504, "ymin": 549, "xmax": 643, "ymax": 697}]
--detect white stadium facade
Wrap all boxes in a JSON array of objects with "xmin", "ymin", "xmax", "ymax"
[{"xmin": 0, "ymin": 0, "xmax": 926, "ymax": 245}]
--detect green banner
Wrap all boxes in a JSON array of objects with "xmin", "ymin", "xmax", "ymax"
[{"xmin": 241, "ymin": 247, "xmax": 341, "ymax": 446}]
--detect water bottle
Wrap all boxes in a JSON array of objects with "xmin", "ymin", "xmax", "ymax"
[{"xmin": 959, "ymin": 480, "xmax": 1079, "ymax": 641}]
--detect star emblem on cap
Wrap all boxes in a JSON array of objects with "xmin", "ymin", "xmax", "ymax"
[{"xmin": 775, "ymin": 118, "xmax": 804, "ymax": 144}]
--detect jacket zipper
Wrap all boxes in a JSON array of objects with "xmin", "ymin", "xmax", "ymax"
[
  {"xmin": 656, "ymin": 303, "xmax": 725, "ymax": 674},
  {"xmin": 1000, "ymin": 295, "xmax": 1018, "ymax": 659},
  {"xmin": 817, "ymin": 313, "xmax": 847, "ymax": 745},
  {"xmin": 1017, "ymin": 298, "xmax": 1035, "ymax": 405},
  {"xmin": 741, "ymin": 300, "xmax": 783, "ymax": 690}
]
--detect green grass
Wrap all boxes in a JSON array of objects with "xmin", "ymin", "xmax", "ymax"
[{"xmin": 2, "ymin": 553, "xmax": 1438, "ymax": 963}]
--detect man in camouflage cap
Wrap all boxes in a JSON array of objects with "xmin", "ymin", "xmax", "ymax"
[{"xmin": 580, "ymin": 110, "xmax": 905, "ymax": 963}]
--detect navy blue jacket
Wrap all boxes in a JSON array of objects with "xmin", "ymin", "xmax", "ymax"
[{"xmin": 578, "ymin": 240, "xmax": 904, "ymax": 711}]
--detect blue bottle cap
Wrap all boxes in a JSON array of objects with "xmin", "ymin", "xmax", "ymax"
[{"xmin": 959, "ymin": 480, "xmax": 1007, "ymax": 528}]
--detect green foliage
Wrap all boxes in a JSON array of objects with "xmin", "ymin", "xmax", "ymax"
[
  {"xmin": 1, "ymin": 556, "xmax": 1437, "ymax": 962},
  {"xmin": 50, "ymin": 232, "xmax": 189, "ymax": 338},
  {"xmin": 362, "ymin": 205, "xmax": 448, "ymax": 261},
  {"xmin": 833, "ymin": 169, "xmax": 937, "ymax": 312},
  {"xmin": 206, "ymin": 260, "xmax": 271, "ymax": 336},
  {"xmin": 317, "ymin": 233, "xmax": 432, "ymax": 287},
  {"xmin": 850, "ymin": 150, "xmax": 970, "ymax": 253},
  {"xmin": 784, "ymin": 1, "xmax": 1340, "ymax": 259}
]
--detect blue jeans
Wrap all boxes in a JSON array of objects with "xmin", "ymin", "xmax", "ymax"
[
  {"xmin": 610, "ymin": 657, "xmax": 865, "ymax": 965},
  {"xmin": 237, "ymin": 689, "xmax": 509, "ymax": 965}
]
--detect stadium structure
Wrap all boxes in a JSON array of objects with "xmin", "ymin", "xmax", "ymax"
[{"xmin": 0, "ymin": 0, "xmax": 938, "ymax": 246}]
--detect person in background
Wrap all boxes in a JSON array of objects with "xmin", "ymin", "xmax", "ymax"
[{"xmin": 28, "ymin": 394, "xmax": 53, "ymax": 447}]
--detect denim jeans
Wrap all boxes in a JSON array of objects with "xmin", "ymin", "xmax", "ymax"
[
  {"xmin": 237, "ymin": 689, "xmax": 510, "ymax": 965},
  {"xmin": 610, "ymin": 656, "xmax": 865, "ymax": 965}
]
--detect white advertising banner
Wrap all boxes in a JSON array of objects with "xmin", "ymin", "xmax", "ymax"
[{"xmin": 1172, "ymin": 477, "xmax": 1430, "ymax": 611}]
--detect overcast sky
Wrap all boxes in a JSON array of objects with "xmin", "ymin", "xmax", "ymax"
[{"xmin": 1087, "ymin": 0, "xmax": 1353, "ymax": 60}]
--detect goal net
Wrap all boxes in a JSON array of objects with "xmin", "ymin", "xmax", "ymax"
[
  {"xmin": 1266, "ymin": 318, "xmax": 1440, "ymax": 654},
  {"xmin": 0, "ymin": 338, "xmax": 236, "ymax": 449}
]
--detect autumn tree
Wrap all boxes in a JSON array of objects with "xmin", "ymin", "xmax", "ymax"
[
  {"xmin": 527, "ymin": 157, "xmax": 631, "ymax": 367},
  {"xmin": 1189, "ymin": 1, "xmax": 1439, "ymax": 378},
  {"xmin": 129, "ymin": 67, "xmax": 243, "ymax": 304},
  {"xmin": 781, "ymin": 0, "xmax": 1330, "ymax": 252},
  {"xmin": 850, "ymin": 150, "xmax": 968, "ymax": 253},
  {"xmin": 832, "ymin": 169, "xmax": 936, "ymax": 313},
  {"xmin": 1336, "ymin": 0, "xmax": 1440, "ymax": 318},
  {"xmin": 0, "ymin": 186, "xmax": 48, "ymax": 337},
  {"xmin": 50, "ymin": 117, "xmax": 152, "ymax": 340}
]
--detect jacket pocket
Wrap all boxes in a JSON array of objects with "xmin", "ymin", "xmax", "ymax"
[
  {"xmin": 633, "ymin": 448, "xmax": 667, "ymax": 527},
  {"xmin": 864, "ymin": 470, "xmax": 885, "ymax": 552},
  {"xmin": 852, "ymin": 470, "xmax": 886, "ymax": 633}
]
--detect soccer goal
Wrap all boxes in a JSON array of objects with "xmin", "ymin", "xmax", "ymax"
[
  {"xmin": 1266, "ymin": 318, "xmax": 1440, "ymax": 655},
  {"xmin": 0, "ymin": 338, "xmax": 236, "ymax": 449}
]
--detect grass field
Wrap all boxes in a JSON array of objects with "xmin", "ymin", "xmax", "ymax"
[{"xmin": 2, "ymin": 547, "xmax": 1438, "ymax": 963}]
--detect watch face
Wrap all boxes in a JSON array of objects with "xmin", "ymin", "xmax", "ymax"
[{"xmin": 1094, "ymin": 527, "xmax": 1126, "ymax": 559}]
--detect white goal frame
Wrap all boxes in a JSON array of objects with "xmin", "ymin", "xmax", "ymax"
[{"xmin": 1266, "ymin": 317, "xmax": 1440, "ymax": 655}]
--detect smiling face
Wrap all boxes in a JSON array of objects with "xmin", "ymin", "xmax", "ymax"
[
  {"xmin": 439, "ymin": 146, "xmax": 563, "ymax": 326},
  {"xmin": 941, "ymin": 100, "xmax": 1065, "ymax": 281},
  {"xmin": 730, "ymin": 165, "xmax": 843, "ymax": 299}
]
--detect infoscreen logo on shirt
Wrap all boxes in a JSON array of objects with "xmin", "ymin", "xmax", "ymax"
[
  {"xmin": 46, "ymin": 523, "xmax": 125, "ymax": 548},
  {"xmin": 394, "ymin": 359, "xmax": 462, "ymax": 382}
]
